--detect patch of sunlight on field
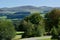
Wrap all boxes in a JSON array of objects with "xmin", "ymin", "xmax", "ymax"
[
  {"xmin": 16, "ymin": 32, "xmax": 24, "ymax": 33},
  {"xmin": 20, "ymin": 36, "xmax": 51, "ymax": 40},
  {"xmin": 37, "ymin": 38, "xmax": 51, "ymax": 40},
  {"xmin": 12, "ymin": 35, "xmax": 22, "ymax": 40},
  {"xmin": 16, "ymin": 32, "xmax": 24, "ymax": 35},
  {"xmin": 12, "ymin": 32, "xmax": 24, "ymax": 40},
  {"xmin": 37, "ymin": 36, "xmax": 51, "ymax": 40}
]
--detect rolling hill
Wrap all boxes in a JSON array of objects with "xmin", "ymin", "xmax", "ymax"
[{"xmin": 0, "ymin": 6, "xmax": 54, "ymax": 13}]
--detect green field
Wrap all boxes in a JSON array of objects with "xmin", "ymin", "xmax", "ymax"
[{"xmin": 12, "ymin": 32, "xmax": 51, "ymax": 40}]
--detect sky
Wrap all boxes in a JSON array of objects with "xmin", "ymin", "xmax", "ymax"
[{"xmin": 0, "ymin": 0, "xmax": 60, "ymax": 8}]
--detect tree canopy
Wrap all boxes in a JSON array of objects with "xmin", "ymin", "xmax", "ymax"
[{"xmin": 19, "ymin": 13, "xmax": 45, "ymax": 38}]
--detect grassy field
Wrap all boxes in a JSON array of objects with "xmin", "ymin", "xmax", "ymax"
[
  {"xmin": 13, "ymin": 35, "xmax": 51, "ymax": 40},
  {"xmin": 12, "ymin": 32, "xmax": 51, "ymax": 40}
]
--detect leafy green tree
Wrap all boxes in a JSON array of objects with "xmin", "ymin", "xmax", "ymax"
[
  {"xmin": 45, "ymin": 9, "xmax": 60, "ymax": 33},
  {"xmin": 0, "ymin": 19, "xmax": 16, "ymax": 40},
  {"xmin": 45, "ymin": 9, "xmax": 60, "ymax": 40},
  {"xmin": 20, "ymin": 13, "xmax": 45, "ymax": 38}
]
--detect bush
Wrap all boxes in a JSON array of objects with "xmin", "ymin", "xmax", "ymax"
[{"xmin": 0, "ymin": 19, "xmax": 16, "ymax": 40}]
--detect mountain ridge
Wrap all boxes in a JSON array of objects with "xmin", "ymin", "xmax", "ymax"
[{"xmin": 0, "ymin": 5, "xmax": 58, "ymax": 13}]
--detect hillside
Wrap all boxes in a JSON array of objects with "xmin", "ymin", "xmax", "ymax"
[{"xmin": 0, "ymin": 6, "xmax": 54, "ymax": 13}]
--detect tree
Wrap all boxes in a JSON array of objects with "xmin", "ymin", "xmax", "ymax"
[
  {"xmin": 45, "ymin": 9, "xmax": 60, "ymax": 32},
  {"xmin": 0, "ymin": 19, "xmax": 16, "ymax": 40},
  {"xmin": 19, "ymin": 13, "xmax": 45, "ymax": 38},
  {"xmin": 44, "ymin": 9, "xmax": 60, "ymax": 40}
]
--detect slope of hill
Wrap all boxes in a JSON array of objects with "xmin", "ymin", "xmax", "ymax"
[{"xmin": 0, "ymin": 6, "xmax": 54, "ymax": 13}]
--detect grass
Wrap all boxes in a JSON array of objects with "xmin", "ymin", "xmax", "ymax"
[
  {"xmin": 37, "ymin": 38, "xmax": 51, "ymax": 40},
  {"xmin": 16, "ymin": 32, "xmax": 24, "ymax": 35},
  {"xmin": 13, "ymin": 32, "xmax": 51, "ymax": 40},
  {"xmin": 13, "ymin": 36, "xmax": 51, "ymax": 40},
  {"xmin": 20, "ymin": 36, "xmax": 51, "ymax": 40},
  {"xmin": 12, "ymin": 32, "xmax": 24, "ymax": 40},
  {"xmin": 12, "ymin": 35, "xmax": 22, "ymax": 40}
]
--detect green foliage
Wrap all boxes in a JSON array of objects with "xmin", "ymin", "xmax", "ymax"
[
  {"xmin": 51, "ymin": 27, "xmax": 60, "ymax": 40},
  {"xmin": 0, "ymin": 19, "xmax": 16, "ymax": 40},
  {"xmin": 51, "ymin": 27, "xmax": 58, "ymax": 36},
  {"xmin": 44, "ymin": 9, "xmax": 60, "ymax": 40},
  {"xmin": 45, "ymin": 9, "xmax": 60, "ymax": 32},
  {"xmin": 34, "ymin": 24, "xmax": 45, "ymax": 36},
  {"xmin": 22, "ymin": 21, "xmax": 35, "ymax": 38},
  {"xmin": 19, "ymin": 13, "xmax": 45, "ymax": 38},
  {"xmin": 29, "ymin": 13, "xmax": 42, "ymax": 24}
]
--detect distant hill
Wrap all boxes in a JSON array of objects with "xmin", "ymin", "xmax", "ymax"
[
  {"xmin": 0, "ymin": 6, "xmax": 57, "ymax": 13},
  {"xmin": 0, "ymin": 6, "xmax": 60, "ymax": 19}
]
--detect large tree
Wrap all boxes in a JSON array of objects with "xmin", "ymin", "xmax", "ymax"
[
  {"xmin": 45, "ymin": 9, "xmax": 60, "ymax": 32},
  {"xmin": 19, "ymin": 13, "xmax": 45, "ymax": 38},
  {"xmin": 45, "ymin": 9, "xmax": 60, "ymax": 40}
]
